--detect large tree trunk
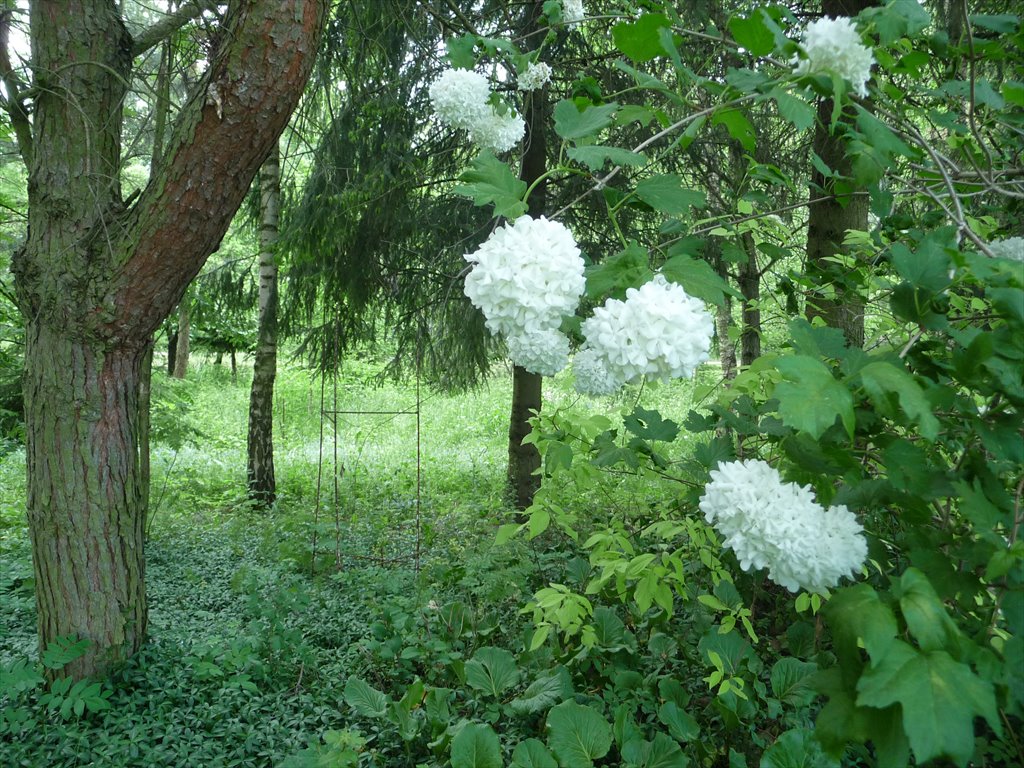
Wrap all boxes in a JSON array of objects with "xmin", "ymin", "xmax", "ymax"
[
  {"xmin": 11, "ymin": 0, "xmax": 325, "ymax": 679},
  {"xmin": 804, "ymin": 0, "xmax": 874, "ymax": 348},
  {"xmin": 506, "ymin": 0, "xmax": 547, "ymax": 511},
  {"xmin": 172, "ymin": 297, "xmax": 190, "ymax": 378},
  {"xmin": 247, "ymin": 145, "xmax": 280, "ymax": 507}
]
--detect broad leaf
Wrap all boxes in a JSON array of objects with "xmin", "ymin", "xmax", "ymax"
[
  {"xmin": 622, "ymin": 733, "xmax": 690, "ymax": 768},
  {"xmin": 547, "ymin": 701, "xmax": 612, "ymax": 767},
  {"xmin": 513, "ymin": 738, "xmax": 558, "ymax": 768},
  {"xmin": 774, "ymin": 356, "xmax": 855, "ymax": 439},
  {"xmin": 456, "ymin": 152, "xmax": 527, "ymax": 220},
  {"xmin": 856, "ymin": 642, "xmax": 1001, "ymax": 766},
  {"xmin": 859, "ymin": 361, "xmax": 939, "ymax": 440},
  {"xmin": 711, "ymin": 109, "xmax": 756, "ymax": 151},
  {"xmin": 658, "ymin": 701, "xmax": 699, "ymax": 742},
  {"xmin": 466, "ymin": 646, "xmax": 521, "ymax": 697},
  {"xmin": 624, "ymin": 407, "xmax": 679, "ymax": 442},
  {"xmin": 612, "ymin": 14, "xmax": 672, "ymax": 61},
  {"xmin": 554, "ymin": 100, "xmax": 619, "ymax": 141},
  {"xmin": 510, "ymin": 666, "xmax": 573, "ymax": 715},
  {"xmin": 773, "ymin": 90, "xmax": 815, "ymax": 131},
  {"xmin": 822, "ymin": 584, "xmax": 898, "ymax": 666},
  {"xmin": 770, "ymin": 658, "xmax": 819, "ymax": 707},
  {"xmin": 897, "ymin": 568, "xmax": 962, "ymax": 653},
  {"xmin": 635, "ymin": 175, "xmax": 706, "ymax": 216},
  {"xmin": 343, "ymin": 676, "xmax": 390, "ymax": 719},
  {"xmin": 568, "ymin": 145, "xmax": 648, "ymax": 171},
  {"xmin": 585, "ymin": 241, "xmax": 652, "ymax": 300},
  {"xmin": 728, "ymin": 11, "xmax": 775, "ymax": 56},
  {"xmin": 662, "ymin": 251, "xmax": 740, "ymax": 307},
  {"xmin": 451, "ymin": 722, "xmax": 502, "ymax": 768},
  {"xmin": 761, "ymin": 728, "xmax": 839, "ymax": 768}
]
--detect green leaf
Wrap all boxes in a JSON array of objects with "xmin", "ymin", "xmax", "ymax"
[
  {"xmin": 728, "ymin": 11, "xmax": 775, "ymax": 56},
  {"xmin": 774, "ymin": 356, "xmax": 855, "ymax": 439},
  {"xmin": 343, "ymin": 676, "xmax": 390, "ymax": 719},
  {"xmin": 856, "ymin": 642, "xmax": 1001, "ymax": 766},
  {"xmin": 773, "ymin": 90, "xmax": 815, "ymax": 131},
  {"xmin": 822, "ymin": 584, "xmax": 898, "ymax": 666},
  {"xmin": 567, "ymin": 145, "xmax": 648, "ymax": 171},
  {"xmin": 513, "ymin": 739, "xmax": 559, "ymax": 768},
  {"xmin": 622, "ymin": 733, "xmax": 691, "ymax": 768},
  {"xmin": 662, "ymin": 251, "xmax": 739, "ymax": 307},
  {"xmin": 635, "ymin": 175, "xmax": 706, "ymax": 216},
  {"xmin": 41, "ymin": 636, "xmax": 90, "ymax": 671},
  {"xmin": 612, "ymin": 14, "xmax": 672, "ymax": 61},
  {"xmin": 547, "ymin": 701, "xmax": 612, "ymax": 767},
  {"xmin": 859, "ymin": 361, "xmax": 939, "ymax": 440},
  {"xmin": 456, "ymin": 152, "xmax": 528, "ymax": 220},
  {"xmin": 465, "ymin": 646, "xmax": 521, "ymax": 697},
  {"xmin": 770, "ymin": 658, "xmax": 819, "ymax": 708},
  {"xmin": 897, "ymin": 569, "xmax": 962, "ymax": 653},
  {"xmin": 446, "ymin": 35, "xmax": 477, "ymax": 68},
  {"xmin": 510, "ymin": 667, "xmax": 573, "ymax": 715},
  {"xmin": 658, "ymin": 701, "xmax": 699, "ymax": 742},
  {"xmin": 969, "ymin": 13, "xmax": 1020, "ymax": 33},
  {"xmin": 585, "ymin": 241, "xmax": 651, "ymax": 300},
  {"xmin": 624, "ymin": 407, "xmax": 679, "ymax": 442},
  {"xmin": 451, "ymin": 722, "xmax": 503, "ymax": 768},
  {"xmin": 712, "ymin": 109, "xmax": 756, "ymax": 152},
  {"xmin": 760, "ymin": 729, "xmax": 839, "ymax": 768},
  {"xmin": 865, "ymin": 0, "xmax": 932, "ymax": 44},
  {"xmin": 553, "ymin": 100, "xmax": 619, "ymax": 141}
]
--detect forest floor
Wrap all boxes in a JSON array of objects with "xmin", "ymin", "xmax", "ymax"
[{"xmin": 0, "ymin": 355, "xmax": 705, "ymax": 767}]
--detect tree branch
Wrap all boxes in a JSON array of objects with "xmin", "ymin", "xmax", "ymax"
[
  {"xmin": 130, "ymin": 0, "xmax": 222, "ymax": 58},
  {"xmin": 0, "ymin": 7, "xmax": 32, "ymax": 166}
]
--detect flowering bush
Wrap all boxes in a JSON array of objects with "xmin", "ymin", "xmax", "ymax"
[
  {"xmin": 699, "ymin": 459, "xmax": 867, "ymax": 594},
  {"xmin": 561, "ymin": 0, "xmax": 584, "ymax": 24},
  {"xmin": 578, "ymin": 275, "xmax": 713, "ymax": 389},
  {"xmin": 517, "ymin": 62, "xmax": 552, "ymax": 92},
  {"xmin": 571, "ymin": 348, "xmax": 618, "ymax": 396},
  {"xmin": 793, "ymin": 16, "xmax": 874, "ymax": 97},
  {"xmin": 428, "ymin": 68, "xmax": 524, "ymax": 153},
  {"xmin": 988, "ymin": 236, "xmax": 1024, "ymax": 261},
  {"xmin": 463, "ymin": 216, "xmax": 584, "ymax": 374}
]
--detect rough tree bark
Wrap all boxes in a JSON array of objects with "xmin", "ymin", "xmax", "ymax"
[
  {"xmin": 804, "ymin": 0, "xmax": 874, "ymax": 348},
  {"xmin": 10, "ymin": 0, "xmax": 325, "ymax": 680},
  {"xmin": 247, "ymin": 144, "xmax": 280, "ymax": 507},
  {"xmin": 506, "ymin": 0, "xmax": 547, "ymax": 511},
  {"xmin": 172, "ymin": 297, "xmax": 190, "ymax": 378}
]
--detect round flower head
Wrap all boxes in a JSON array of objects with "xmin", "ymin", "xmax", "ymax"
[
  {"xmin": 562, "ymin": 0, "xmax": 585, "ymax": 23},
  {"xmin": 469, "ymin": 109, "xmax": 526, "ymax": 154},
  {"xmin": 463, "ymin": 215, "xmax": 586, "ymax": 340},
  {"xmin": 429, "ymin": 68, "xmax": 493, "ymax": 131},
  {"xmin": 573, "ymin": 348, "xmax": 621, "ymax": 396},
  {"xmin": 987, "ymin": 236, "xmax": 1024, "ymax": 262},
  {"xmin": 507, "ymin": 328, "xmax": 571, "ymax": 376},
  {"xmin": 580, "ymin": 275, "xmax": 713, "ymax": 385},
  {"xmin": 793, "ymin": 17, "xmax": 874, "ymax": 98},
  {"xmin": 699, "ymin": 459, "xmax": 867, "ymax": 593},
  {"xmin": 518, "ymin": 61, "xmax": 553, "ymax": 91}
]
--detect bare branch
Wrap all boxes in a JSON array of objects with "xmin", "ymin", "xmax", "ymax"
[{"xmin": 130, "ymin": 0, "xmax": 222, "ymax": 58}]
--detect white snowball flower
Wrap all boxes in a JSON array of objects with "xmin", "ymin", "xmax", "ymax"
[
  {"xmin": 572, "ymin": 348, "xmax": 621, "ymax": 396},
  {"xmin": 580, "ymin": 275, "xmax": 713, "ymax": 386},
  {"xmin": 507, "ymin": 329, "xmax": 571, "ymax": 376},
  {"xmin": 562, "ymin": 0, "xmax": 585, "ymax": 23},
  {"xmin": 464, "ymin": 216, "xmax": 586, "ymax": 340},
  {"xmin": 987, "ymin": 236, "xmax": 1024, "ymax": 262},
  {"xmin": 699, "ymin": 459, "xmax": 867, "ymax": 593},
  {"xmin": 793, "ymin": 17, "xmax": 874, "ymax": 98},
  {"xmin": 469, "ymin": 109, "xmax": 526, "ymax": 154},
  {"xmin": 429, "ymin": 68, "xmax": 493, "ymax": 131},
  {"xmin": 518, "ymin": 61, "xmax": 552, "ymax": 91}
]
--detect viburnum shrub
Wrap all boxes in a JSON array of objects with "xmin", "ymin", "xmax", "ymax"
[{"xmin": 427, "ymin": 2, "xmax": 1022, "ymax": 766}]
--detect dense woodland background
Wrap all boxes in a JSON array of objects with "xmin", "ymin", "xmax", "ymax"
[{"xmin": 0, "ymin": 1, "xmax": 1022, "ymax": 766}]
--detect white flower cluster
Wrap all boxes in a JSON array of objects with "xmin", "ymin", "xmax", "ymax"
[
  {"xmin": 518, "ymin": 61, "xmax": 552, "ymax": 91},
  {"xmin": 572, "ymin": 348, "xmax": 619, "ymax": 396},
  {"xmin": 987, "ymin": 236, "xmax": 1024, "ymax": 262},
  {"xmin": 464, "ymin": 216, "xmax": 585, "ymax": 375},
  {"xmin": 574, "ymin": 275, "xmax": 713, "ymax": 395},
  {"xmin": 562, "ymin": 0, "xmax": 585, "ymax": 23},
  {"xmin": 429, "ymin": 68, "xmax": 525, "ymax": 153},
  {"xmin": 793, "ymin": 17, "xmax": 874, "ymax": 98},
  {"xmin": 699, "ymin": 459, "xmax": 867, "ymax": 593}
]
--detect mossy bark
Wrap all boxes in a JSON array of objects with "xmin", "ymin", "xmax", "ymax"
[{"xmin": 12, "ymin": 0, "xmax": 325, "ymax": 679}]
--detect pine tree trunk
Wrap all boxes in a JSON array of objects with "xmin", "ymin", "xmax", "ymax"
[
  {"xmin": 11, "ymin": 0, "xmax": 325, "ymax": 680},
  {"xmin": 506, "ymin": 0, "xmax": 547, "ymax": 511},
  {"xmin": 737, "ymin": 232, "xmax": 761, "ymax": 366},
  {"xmin": 24, "ymin": 324, "xmax": 148, "ymax": 679},
  {"xmin": 247, "ymin": 145, "xmax": 280, "ymax": 507},
  {"xmin": 805, "ymin": 0, "xmax": 874, "ymax": 348}
]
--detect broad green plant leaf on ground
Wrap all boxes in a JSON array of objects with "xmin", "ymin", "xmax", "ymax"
[
  {"xmin": 761, "ymin": 728, "xmax": 839, "ymax": 768},
  {"xmin": 451, "ymin": 722, "xmax": 502, "ymax": 768},
  {"xmin": 856, "ymin": 641, "xmax": 1001, "ymax": 766},
  {"xmin": 343, "ymin": 676, "xmax": 389, "ymax": 719},
  {"xmin": 774, "ymin": 356, "xmax": 855, "ymax": 439},
  {"xmin": 547, "ymin": 701, "xmax": 612, "ymax": 767},
  {"xmin": 465, "ymin": 646, "xmax": 521, "ymax": 697},
  {"xmin": 512, "ymin": 739, "xmax": 558, "ymax": 768},
  {"xmin": 621, "ymin": 733, "xmax": 690, "ymax": 768},
  {"xmin": 510, "ymin": 666, "xmax": 573, "ymax": 714}
]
